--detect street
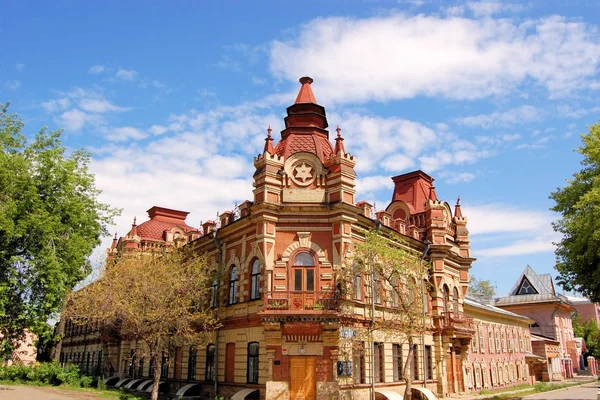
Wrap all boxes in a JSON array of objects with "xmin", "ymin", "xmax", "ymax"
[
  {"xmin": 0, "ymin": 385, "xmax": 108, "ymax": 400},
  {"xmin": 524, "ymin": 383, "xmax": 600, "ymax": 400}
]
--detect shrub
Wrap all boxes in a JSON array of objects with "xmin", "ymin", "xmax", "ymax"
[{"xmin": 118, "ymin": 387, "xmax": 146, "ymax": 400}]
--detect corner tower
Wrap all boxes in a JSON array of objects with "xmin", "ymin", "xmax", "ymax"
[{"xmin": 253, "ymin": 77, "xmax": 357, "ymax": 205}]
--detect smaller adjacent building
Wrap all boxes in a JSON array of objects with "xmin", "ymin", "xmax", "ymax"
[
  {"xmin": 2, "ymin": 330, "xmax": 37, "ymax": 366},
  {"xmin": 463, "ymin": 296, "xmax": 533, "ymax": 391},
  {"xmin": 495, "ymin": 266, "xmax": 576, "ymax": 380}
]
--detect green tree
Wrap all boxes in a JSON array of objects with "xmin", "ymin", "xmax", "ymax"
[
  {"xmin": 551, "ymin": 122, "xmax": 600, "ymax": 302},
  {"xmin": 65, "ymin": 250, "xmax": 219, "ymax": 400},
  {"xmin": 572, "ymin": 314, "xmax": 600, "ymax": 358},
  {"xmin": 0, "ymin": 103, "xmax": 119, "ymax": 360},
  {"xmin": 342, "ymin": 230, "xmax": 430, "ymax": 400},
  {"xmin": 469, "ymin": 276, "xmax": 496, "ymax": 297}
]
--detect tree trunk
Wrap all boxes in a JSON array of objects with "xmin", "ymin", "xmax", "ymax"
[
  {"xmin": 151, "ymin": 353, "xmax": 162, "ymax": 400},
  {"xmin": 403, "ymin": 337, "xmax": 414, "ymax": 400}
]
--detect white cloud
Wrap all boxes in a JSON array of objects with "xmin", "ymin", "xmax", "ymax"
[
  {"xmin": 149, "ymin": 125, "xmax": 169, "ymax": 135},
  {"xmin": 14, "ymin": 63, "xmax": 24, "ymax": 71},
  {"xmin": 3, "ymin": 80, "xmax": 21, "ymax": 91},
  {"xmin": 116, "ymin": 69, "xmax": 137, "ymax": 81},
  {"xmin": 557, "ymin": 104, "xmax": 600, "ymax": 119},
  {"xmin": 104, "ymin": 127, "xmax": 147, "ymax": 142},
  {"xmin": 42, "ymin": 97, "xmax": 71, "ymax": 113},
  {"xmin": 59, "ymin": 109, "xmax": 100, "ymax": 131},
  {"xmin": 477, "ymin": 133, "xmax": 522, "ymax": 145},
  {"xmin": 79, "ymin": 99, "xmax": 129, "ymax": 113},
  {"xmin": 457, "ymin": 105, "xmax": 542, "ymax": 128},
  {"xmin": 270, "ymin": 14, "xmax": 600, "ymax": 103},
  {"xmin": 437, "ymin": 171, "xmax": 477, "ymax": 184},
  {"xmin": 463, "ymin": 203, "xmax": 554, "ymax": 235},
  {"xmin": 467, "ymin": 2, "xmax": 528, "ymax": 17},
  {"xmin": 461, "ymin": 203, "xmax": 560, "ymax": 257},
  {"xmin": 380, "ymin": 154, "xmax": 415, "ymax": 172},
  {"xmin": 89, "ymin": 65, "xmax": 106, "ymax": 74},
  {"xmin": 477, "ymin": 237, "xmax": 556, "ymax": 257},
  {"xmin": 356, "ymin": 175, "xmax": 395, "ymax": 195}
]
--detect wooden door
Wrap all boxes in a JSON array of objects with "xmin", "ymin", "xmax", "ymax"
[
  {"xmin": 290, "ymin": 357, "xmax": 316, "ymax": 400},
  {"xmin": 225, "ymin": 343, "xmax": 235, "ymax": 382}
]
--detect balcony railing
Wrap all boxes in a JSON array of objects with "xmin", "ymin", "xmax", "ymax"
[
  {"xmin": 262, "ymin": 291, "xmax": 340, "ymax": 313},
  {"xmin": 441, "ymin": 311, "xmax": 475, "ymax": 337}
]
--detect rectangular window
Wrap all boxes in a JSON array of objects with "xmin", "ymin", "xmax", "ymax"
[
  {"xmin": 161, "ymin": 352, "xmax": 169, "ymax": 379},
  {"xmin": 373, "ymin": 273, "xmax": 381, "ymax": 304},
  {"xmin": 306, "ymin": 269, "xmax": 314, "ymax": 291},
  {"xmin": 187, "ymin": 348, "xmax": 197, "ymax": 380},
  {"xmin": 392, "ymin": 344, "xmax": 403, "ymax": 381},
  {"xmin": 353, "ymin": 342, "xmax": 366, "ymax": 384},
  {"xmin": 412, "ymin": 345, "xmax": 419, "ymax": 381},
  {"xmin": 479, "ymin": 328, "xmax": 485, "ymax": 353},
  {"xmin": 353, "ymin": 272, "xmax": 363, "ymax": 301},
  {"xmin": 138, "ymin": 357, "xmax": 144, "ymax": 377},
  {"xmin": 425, "ymin": 345, "xmax": 433, "ymax": 380},
  {"xmin": 149, "ymin": 357, "xmax": 155, "ymax": 378},
  {"xmin": 247, "ymin": 342, "xmax": 259, "ymax": 384},
  {"xmin": 374, "ymin": 343, "xmax": 384, "ymax": 383},
  {"xmin": 294, "ymin": 270, "xmax": 302, "ymax": 291},
  {"xmin": 205, "ymin": 344, "xmax": 215, "ymax": 381}
]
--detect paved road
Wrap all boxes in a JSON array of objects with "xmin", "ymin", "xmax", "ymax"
[
  {"xmin": 0, "ymin": 385, "xmax": 108, "ymax": 400},
  {"xmin": 525, "ymin": 383, "xmax": 600, "ymax": 400}
]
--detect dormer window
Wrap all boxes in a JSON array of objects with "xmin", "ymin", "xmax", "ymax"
[{"xmin": 517, "ymin": 277, "xmax": 538, "ymax": 295}]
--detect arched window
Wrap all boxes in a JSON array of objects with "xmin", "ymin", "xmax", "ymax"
[
  {"xmin": 488, "ymin": 330, "xmax": 494, "ymax": 352},
  {"xmin": 247, "ymin": 342, "xmax": 259, "ymax": 384},
  {"xmin": 453, "ymin": 287, "xmax": 459, "ymax": 312},
  {"xmin": 205, "ymin": 344, "xmax": 215, "ymax": 381},
  {"xmin": 292, "ymin": 251, "xmax": 315, "ymax": 292},
  {"xmin": 229, "ymin": 266, "xmax": 238, "ymax": 305},
  {"xmin": 250, "ymin": 259, "xmax": 261, "ymax": 300}
]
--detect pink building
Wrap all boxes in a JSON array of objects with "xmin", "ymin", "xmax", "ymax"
[
  {"xmin": 463, "ymin": 296, "xmax": 533, "ymax": 390},
  {"xmin": 495, "ymin": 266, "xmax": 575, "ymax": 380}
]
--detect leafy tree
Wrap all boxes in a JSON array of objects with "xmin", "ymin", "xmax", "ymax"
[
  {"xmin": 572, "ymin": 314, "xmax": 600, "ymax": 359},
  {"xmin": 342, "ymin": 230, "xmax": 430, "ymax": 400},
  {"xmin": 469, "ymin": 276, "xmax": 496, "ymax": 297},
  {"xmin": 0, "ymin": 103, "xmax": 119, "ymax": 360},
  {"xmin": 551, "ymin": 122, "xmax": 600, "ymax": 302},
  {"xmin": 64, "ymin": 250, "xmax": 219, "ymax": 400}
]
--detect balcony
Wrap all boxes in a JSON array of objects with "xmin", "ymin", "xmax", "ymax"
[
  {"xmin": 441, "ymin": 311, "xmax": 475, "ymax": 338},
  {"xmin": 261, "ymin": 291, "xmax": 340, "ymax": 315}
]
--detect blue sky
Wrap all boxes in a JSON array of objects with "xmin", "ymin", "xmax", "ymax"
[{"xmin": 2, "ymin": 1, "xmax": 599, "ymax": 296}]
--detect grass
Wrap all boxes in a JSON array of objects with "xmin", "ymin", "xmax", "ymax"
[{"xmin": 476, "ymin": 380, "xmax": 595, "ymax": 400}]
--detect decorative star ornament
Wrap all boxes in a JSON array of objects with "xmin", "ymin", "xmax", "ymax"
[{"xmin": 294, "ymin": 163, "xmax": 313, "ymax": 182}]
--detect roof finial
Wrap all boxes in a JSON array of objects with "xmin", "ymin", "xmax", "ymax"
[
  {"xmin": 264, "ymin": 125, "xmax": 274, "ymax": 155},
  {"xmin": 334, "ymin": 125, "xmax": 346, "ymax": 155},
  {"xmin": 111, "ymin": 232, "xmax": 118, "ymax": 248},
  {"xmin": 131, "ymin": 216, "xmax": 138, "ymax": 236},
  {"xmin": 294, "ymin": 76, "xmax": 317, "ymax": 104},
  {"xmin": 455, "ymin": 197, "xmax": 463, "ymax": 218}
]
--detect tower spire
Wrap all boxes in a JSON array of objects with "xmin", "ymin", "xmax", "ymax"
[
  {"xmin": 131, "ymin": 216, "xmax": 138, "ymax": 236},
  {"xmin": 334, "ymin": 125, "xmax": 346, "ymax": 155},
  {"xmin": 264, "ymin": 125, "xmax": 274, "ymax": 155},
  {"xmin": 455, "ymin": 197, "xmax": 463, "ymax": 218},
  {"xmin": 294, "ymin": 76, "xmax": 317, "ymax": 104}
]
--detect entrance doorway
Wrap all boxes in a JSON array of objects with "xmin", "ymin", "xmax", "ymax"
[{"xmin": 290, "ymin": 356, "xmax": 316, "ymax": 400}]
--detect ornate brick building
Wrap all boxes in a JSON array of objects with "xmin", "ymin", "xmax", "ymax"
[{"xmin": 60, "ymin": 77, "xmax": 551, "ymax": 399}]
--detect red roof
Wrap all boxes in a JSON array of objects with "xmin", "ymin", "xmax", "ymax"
[{"xmin": 128, "ymin": 206, "xmax": 197, "ymax": 242}]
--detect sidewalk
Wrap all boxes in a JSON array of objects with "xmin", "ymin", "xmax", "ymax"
[{"xmin": 454, "ymin": 377, "xmax": 598, "ymax": 400}]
